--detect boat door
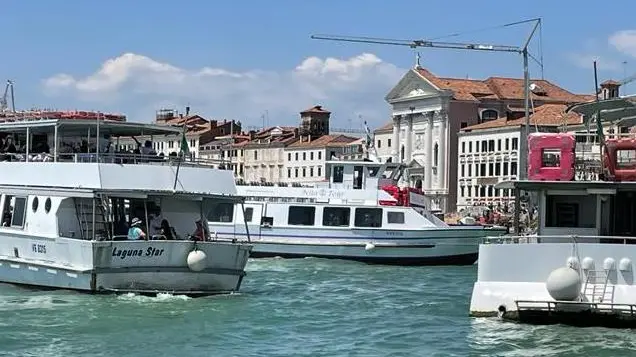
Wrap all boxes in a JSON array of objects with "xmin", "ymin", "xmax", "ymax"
[{"xmin": 242, "ymin": 202, "xmax": 267, "ymax": 240}]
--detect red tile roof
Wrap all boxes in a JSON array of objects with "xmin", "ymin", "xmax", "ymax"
[
  {"xmin": 461, "ymin": 104, "xmax": 582, "ymax": 131},
  {"xmin": 415, "ymin": 68, "xmax": 592, "ymax": 104},
  {"xmin": 601, "ymin": 79, "xmax": 621, "ymax": 86},
  {"xmin": 288, "ymin": 134, "xmax": 358, "ymax": 148},
  {"xmin": 373, "ymin": 121, "xmax": 394, "ymax": 134},
  {"xmin": 301, "ymin": 105, "xmax": 331, "ymax": 115}
]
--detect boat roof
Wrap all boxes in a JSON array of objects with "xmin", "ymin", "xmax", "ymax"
[
  {"xmin": 0, "ymin": 119, "xmax": 181, "ymax": 137},
  {"xmin": 566, "ymin": 95, "xmax": 636, "ymax": 127},
  {"xmin": 496, "ymin": 179, "xmax": 636, "ymax": 192},
  {"xmin": 325, "ymin": 159, "xmax": 400, "ymax": 167}
]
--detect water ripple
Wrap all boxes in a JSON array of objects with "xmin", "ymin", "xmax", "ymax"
[{"xmin": 0, "ymin": 259, "xmax": 634, "ymax": 356}]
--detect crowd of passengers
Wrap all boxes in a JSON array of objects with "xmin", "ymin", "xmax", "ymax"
[
  {"xmin": 115, "ymin": 205, "xmax": 211, "ymax": 242},
  {"xmin": 0, "ymin": 134, "xmax": 186, "ymax": 163}
]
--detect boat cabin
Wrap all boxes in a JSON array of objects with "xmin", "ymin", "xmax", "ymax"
[
  {"xmin": 497, "ymin": 180, "xmax": 636, "ymax": 242},
  {"xmin": 497, "ymin": 96, "xmax": 636, "ymax": 242},
  {"xmin": 0, "ymin": 117, "xmax": 244, "ymax": 242}
]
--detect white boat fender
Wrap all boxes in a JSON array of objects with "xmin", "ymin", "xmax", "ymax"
[
  {"xmin": 546, "ymin": 267, "xmax": 581, "ymax": 301},
  {"xmin": 187, "ymin": 249, "xmax": 207, "ymax": 272},
  {"xmin": 364, "ymin": 243, "xmax": 375, "ymax": 251}
]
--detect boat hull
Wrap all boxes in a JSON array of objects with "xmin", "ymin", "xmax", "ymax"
[
  {"xmin": 470, "ymin": 240, "xmax": 636, "ymax": 328},
  {"xmin": 0, "ymin": 237, "xmax": 252, "ymax": 296},
  {"xmin": 212, "ymin": 226, "xmax": 507, "ymax": 266}
]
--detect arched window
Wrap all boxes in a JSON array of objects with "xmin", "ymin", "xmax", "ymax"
[
  {"xmin": 481, "ymin": 109, "xmax": 498, "ymax": 122},
  {"xmin": 433, "ymin": 143, "xmax": 439, "ymax": 167}
]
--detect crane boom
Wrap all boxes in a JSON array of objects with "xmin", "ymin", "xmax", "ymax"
[
  {"xmin": 0, "ymin": 80, "xmax": 15, "ymax": 113},
  {"xmin": 310, "ymin": 34, "xmax": 521, "ymax": 53}
]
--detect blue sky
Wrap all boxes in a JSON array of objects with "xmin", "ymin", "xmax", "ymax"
[{"xmin": 2, "ymin": 0, "xmax": 636, "ymax": 128}]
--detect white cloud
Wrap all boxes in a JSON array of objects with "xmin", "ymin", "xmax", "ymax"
[
  {"xmin": 42, "ymin": 52, "xmax": 404, "ymax": 128},
  {"xmin": 566, "ymin": 53, "xmax": 622, "ymax": 72},
  {"xmin": 610, "ymin": 30, "xmax": 636, "ymax": 58}
]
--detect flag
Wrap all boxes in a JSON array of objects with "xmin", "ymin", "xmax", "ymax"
[
  {"xmin": 363, "ymin": 121, "xmax": 373, "ymax": 149},
  {"xmin": 179, "ymin": 124, "xmax": 190, "ymax": 155}
]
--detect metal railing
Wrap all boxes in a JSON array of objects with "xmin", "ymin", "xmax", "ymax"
[
  {"xmin": 0, "ymin": 152, "xmax": 228, "ymax": 168},
  {"xmin": 483, "ymin": 234, "xmax": 636, "ymax": 245}
]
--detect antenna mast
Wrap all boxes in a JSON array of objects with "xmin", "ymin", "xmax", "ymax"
[{"xmin": 311, "ymin": 17, "xmax": 543, "ymax": 180}]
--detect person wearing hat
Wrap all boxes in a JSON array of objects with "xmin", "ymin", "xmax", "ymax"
[{"xmin": 128, "ymin": 217, "xmax": 147, "ymax": 240}]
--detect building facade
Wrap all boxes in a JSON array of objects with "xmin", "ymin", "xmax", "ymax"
[
  {"xmin": 381, "ymin": 64, "xmax": 593, "ymax": 213},
  {"xmin": 455, "ymin": 80, "xmax": 625, "ymax": 211}
]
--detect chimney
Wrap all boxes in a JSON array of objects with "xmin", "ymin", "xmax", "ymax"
[
  {"xmin": 185, "ymin": 106, "xmax": 191, "ymax": 116},
  {"xmin": 600, "ymin": 80, "xmax": 621, "ymax": 100}
]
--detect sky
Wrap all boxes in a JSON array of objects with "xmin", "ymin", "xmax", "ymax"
[{"xmin": 2, "ymin": 0, "xmax": 636, "ymax": 130}]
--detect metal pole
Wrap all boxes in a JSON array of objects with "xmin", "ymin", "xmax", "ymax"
[
  {"xmin": 53, "ymin": 124, "xmax": 58, "ymax": 162},
  {"xmin": 25, "ymin": 127, "xmax": 30, "ymax": 162},
  {"xmin": 96, "ymin": 112, "xmax": 100, "ymax": 159},
  {"xmin": 519, "ymin": 49, "xmax": 530, "ymax": 181},
  {"xmin": 144, "ymin": 200, "xmax": 150, "ymax": 240},
  {"xmin": 241, "ymin": 201, "xmax": 251, "ymax": 242},
  {"xmin": 92, "ymin": 198, "xmax": 96, "ymax": 240}
]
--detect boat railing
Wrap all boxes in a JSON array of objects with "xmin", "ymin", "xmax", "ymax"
[
  {"xmin": 0, "ymin": 152, "xmax": 228, "ymax": 168},
  {"xmin": 483, "ymin": 235, "xmax": 636, "ymax": 245}
]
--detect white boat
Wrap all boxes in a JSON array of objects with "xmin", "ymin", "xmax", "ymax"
[
  {"xmin": 209, "ymin": 160, "xmax": 507, "ymax": 265},
  {"xmin": 470, "ymin": 96, "xmax": 636, "ymax": 328},
  {"xmin": 0, "ymin": 116, "xmax": 252, "ymax": 296}
]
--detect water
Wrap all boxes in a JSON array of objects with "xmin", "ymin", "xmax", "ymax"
[{"xmin": 0, "ymin": 258, "xmax": 635, "ymax": 357}]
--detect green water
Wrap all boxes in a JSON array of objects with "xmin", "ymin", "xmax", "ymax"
[{"xmin": 0, "ymin": 258, "xmax": 634, "ymax": 356}]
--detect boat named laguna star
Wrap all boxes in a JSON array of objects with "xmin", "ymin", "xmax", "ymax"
[
  {"xmin": 0, "ymin": 112, "xmax": 252, "ymax": 296},
  {"xmin": 470, "ymin": 95, "xmax": 636, "ymax": 328},
  {"xmin": 209, "ymin": 160, "xmax": 507, "ymax": 266}
]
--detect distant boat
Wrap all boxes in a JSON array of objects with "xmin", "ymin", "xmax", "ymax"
[{"xmin": 209, "ymin": 160, "xmax": 507, "ymax": 266}]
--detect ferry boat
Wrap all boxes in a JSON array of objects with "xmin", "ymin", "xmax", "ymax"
[
  {"xmin": 208, "ymin": 160, "xmax": 508, "ymax": 266},
  {"xmin": 0, "ymin": 114, "xmax": 252, "ymax": 296},
  {"xmin": 470, "ymin": 96, "xmax": 636, "ymax": 328}
]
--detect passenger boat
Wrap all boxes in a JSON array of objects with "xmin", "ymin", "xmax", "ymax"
[
  {"xmin": 0, "ymin": 116, "xmax": 252, "ymax": 296},
  {"xmin": 470, "ymin": 95, "xmax": 636, "ymax": 328},
  {"xmin": 208, "ymin": 160, "xmax": 507, "ymax": 266}
]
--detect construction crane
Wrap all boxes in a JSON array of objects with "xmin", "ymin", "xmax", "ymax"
[
  {"xmin": 0, "ymin": 80, "xmax": 15, "ymax": 113},
  {"xmin": 310, "ymin": 18, "xmax": 543, "ymax": 180}
]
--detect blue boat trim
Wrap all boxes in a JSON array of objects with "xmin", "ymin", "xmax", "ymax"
[
  {"xmin": 249, "ymin": 241, "xmax": 435, "ymax": 248},
  {"xmin": 212, "ymin": 231, "xmax": 487, "ymax": 240},
  {"xmin": 249, "ymin": 251, "xmax": 479, "ymax": 266}
]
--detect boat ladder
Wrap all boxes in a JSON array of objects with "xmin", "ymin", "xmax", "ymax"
[
  {"xmin": 74, "ymin": 197, "xmax": 109, "ymax": 240},
  {"xmin": 582, "ymin": 270, "xmax": 613, "ymax": 303}
]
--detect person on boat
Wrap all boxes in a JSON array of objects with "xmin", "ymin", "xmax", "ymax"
[
  {"xmin": 127, "ymin": 217, "xmax": 146, "ymax": 240},
  {"xmin": 160, "ymin": 219, "xmax": 175, "ymax": 240},
  {"xmin": 148, "ymin": 208, "xmax": 163, "ymax": 238},
  {"xmin": 192, "ymin": 220, "xmax": 206, "ymax": 241},
  {"xmin": 2, "ymin": 136, "xmax": 16, "ymax": 161}
]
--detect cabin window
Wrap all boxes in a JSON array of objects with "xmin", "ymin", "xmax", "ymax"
[
  {"xmin": 44, "ymin": 198, "xmax": 52, "ymax": 213},
  {"xmin": 288, "ymin": 206, "xmax": 315, "ymax": 226},
  {"xmin": 203, "ymin": 201, "xmax": 234, "ymax": 222},
  {"xmin": 243, "ymin": 207, "xmax": 254, "ymax": 222},
  {"xmin": 387, "ymin": 211, "xmax": 405, "ymax": 224},
  {"xmin": 353, "ymin": 166, "xmax": 363, "ymax": 189},
  {"xmin": 32, "ymin": 196, "xmax": 39, "ymax": 213},
  {"xmin": 3, "ymin": 196, "xmax": 27, "ymax": 228},
  {"xmin": 354, "ymin": 208, "xmax": 382, "ymax": 228},
  {"xmin": 542, "ymin": 149, "xmax": 561, "ymax": 167},
  {"xmin": 333, "ymin": 166, "xmax": 344, "ymax": 183},
  {"xmin": 323, "ymin": 207, "xmax": 350, "ymax": 227},
  {"xmin": 368, "ymin": 166, "xmax": 380, "ymax": 177},
  {"xmin": 261, "ymin": 216, "xmax": 273, "ymax": 227}
]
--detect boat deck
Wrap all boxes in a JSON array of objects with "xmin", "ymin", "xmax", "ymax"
[{"xmin": 511, "ymin": 300, "xmax": 636, "ymax": 328}]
